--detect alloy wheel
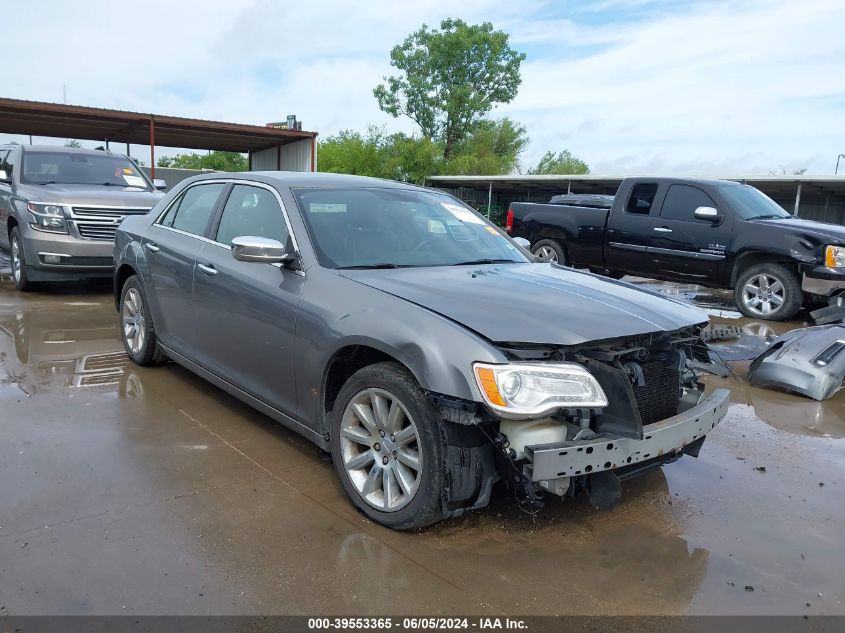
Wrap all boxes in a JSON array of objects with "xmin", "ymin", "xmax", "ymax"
[
  {"xmin": 340, "ymin": 387, "xmax": 422, "ymax": 512},
  {"xmin": 741, "ymin": 273, "xmax": 785, "ymax": 316},
  {"xmin": 534, "ymin": 245, "xmax": 558, "ymax": 263},
  {"xmin": 122, "ymin": 288, "xmax": 147, "ymax": 354}
]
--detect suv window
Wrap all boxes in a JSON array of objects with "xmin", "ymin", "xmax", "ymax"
[
  {"xmin": 0, "ymin": 150, "xmax": 8, "ymax": 178},
  {"xmin": 162, "ymin": 183, "xmax": 225, "ymax": 236},
  {"xmin": 215, "ymin": 185, "xmax": 289, "ymax": 247},
  {"xmin": 626, "ymin": 183, "xmax": 658, "ymax": 215},
  {"xmin": 661, "ymin": 185, "xmax": 717, "ymax": 221}
]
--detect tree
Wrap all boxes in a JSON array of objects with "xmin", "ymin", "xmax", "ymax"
[
  {"xmin": 442, "ymin": 118, "xmax": 528, "ymax": 175},
  {"xmin": 528, "ymin": 150, "xmax": 590, "ymax": 175},
  {"xmin": 157, "ymin": 151, "xmax": 247, "ymax": 171},
  {"xmin": 318, "ymin": 128, "xmax": 385, "ymax": 177},
  {"xmin": 65, "ymin": 139, "xmax": 82, "ymax": 148},
  {"xmin": 374, "ymin": 19, "xmax": 526, "ymax": 159}
]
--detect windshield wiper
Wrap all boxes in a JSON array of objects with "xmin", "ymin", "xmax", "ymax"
[
  {"xmin": 748, "ymin": 214, "xmax": 790, "ymax": 220},
  {"xmin": 338, "ymin": 263, "xmax": 402, "ymax": 269},
  {"xmin": 98, "ymin": 181, "xmax": 148, "ymax": 189},
  {"xmin": 450, "ymin": 258, "xmax": 518, "ymax": 266}
]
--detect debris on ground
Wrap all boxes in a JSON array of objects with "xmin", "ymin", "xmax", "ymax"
[
  {"xmin": 745, "ymin": 585, "xmax": 755, "ymax": 592},
  {"xmin": 754, "ymin": 466, "xmax": 767, "ymax": 473}
]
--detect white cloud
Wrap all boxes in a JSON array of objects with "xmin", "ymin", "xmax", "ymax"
[{"xmin": 2, "ymin": 0, "xmax": 843, "ymax": 174}]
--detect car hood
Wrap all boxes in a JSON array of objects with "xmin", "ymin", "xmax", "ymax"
[
  {"xmin": 340, "ymin": 263, "xmax": 708, "ymax": 346},
  {"xmin": 18, "ymin": 183, "xmax": 163, "ymax": 208},
  {"xmin": 752, "ymin": 217, "xmax": 845, "ymax": 243}
]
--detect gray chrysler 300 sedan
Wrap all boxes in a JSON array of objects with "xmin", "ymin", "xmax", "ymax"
[{"xmin": 113, "ymin": 172, "xmax": 729, "ymax": 530}]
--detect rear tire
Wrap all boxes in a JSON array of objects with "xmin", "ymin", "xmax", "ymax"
[
  {"xmin": 119, "ymin": 275, "xmax": 167, "ymax": 366},
  {"xmin": 734, "ymin": 263, "xmax": 802, "ymax": 321},
  {"xmin": 532, "ymin": 239, "xmax": 567, "ymax": 265},
  {"xmin": 330, "ymin": 362, "xmax": 445, "ymax": 530},
  {"xmin": 9, "ymin": 227, "xmax": 33, "ymax": 291}
]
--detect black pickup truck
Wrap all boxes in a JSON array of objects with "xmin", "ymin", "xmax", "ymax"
[{"xmin": 506, "ymin": 177, "xmax": 845, "ymax": 321}]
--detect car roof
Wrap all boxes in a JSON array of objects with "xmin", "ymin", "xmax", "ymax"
[
  {"xmin": 7, "ymin": 144, "xmax": 126, "ymax": 158},
  {"xmin": 183, "ymin": 170, "xmax": 431, "ymax": 192}
]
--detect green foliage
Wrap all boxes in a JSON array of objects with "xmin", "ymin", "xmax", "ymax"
[
  {"xmin": 441, "ymin": 118, "xmax": 528, "ymax": 175},
  {"xmin": 528, "ymin": 150, "xmax": 590, "ymax": 175},
  {"xmin": 476, "ymin": 204, "xmax": 506, "ymax": 226},
  {"xmin": 157, "ymin": 151, "xmax": 247, "ymax": 172},
  {"xmin": 318, "ymin": 118, "xmax": 526, "ymax": 184},
  {"xmin": 374, "ymin": 19, "xmax": 526, "ymax": 159},
  {"xmin": 64, "ymin": 139, "xmax": 82, "ymax": 148}
]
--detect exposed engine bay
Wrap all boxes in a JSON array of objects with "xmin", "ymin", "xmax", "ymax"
[{"xmin": 432, "ymin": 327, "xmax": 730, "ymax": 517}]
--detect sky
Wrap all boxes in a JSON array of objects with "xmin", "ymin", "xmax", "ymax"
[{"xmin": 3, "ymin": 0, "xmax": 844, "ymax": 175}]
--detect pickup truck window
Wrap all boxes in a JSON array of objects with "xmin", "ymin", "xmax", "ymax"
[
  {"xmin": 626, "ymin": 183, "xmax": 658, "ymax": 215},
  {"xmin": 719, "ymin": 185, "xmax": 791, "ymax": 220},
  {"xmin": 660, "ymin": 184, "xmax": 717, "ymax": 221}
]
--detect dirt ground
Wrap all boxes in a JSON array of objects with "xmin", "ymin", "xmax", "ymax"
[{"xmin": 0, "ymin": 274, "xmax": 843, "ymax": 616}]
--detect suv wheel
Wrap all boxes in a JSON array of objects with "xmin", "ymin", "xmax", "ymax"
[
  {"xmin": 532, "ymin": 239, "xmax": 567, "ymax": 264},
  {"xmin": 120, "ymin": 275, "xmax": 167, "ymax": 366},
  {"xmin": 9, "ymin": 227, "xmax": 33, "ymax": 291},
  {"xmin": 734, "ymin": 263, "xmax": 803, "ymax": 321},
  {"xmin": 330, "ymin": 362, "xmax": 445, "ymax": 530}
]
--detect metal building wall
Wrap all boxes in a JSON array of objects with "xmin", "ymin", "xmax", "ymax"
[{"xmin": 249, "ymin": 138, "xmax": 315, "ymax": 172}]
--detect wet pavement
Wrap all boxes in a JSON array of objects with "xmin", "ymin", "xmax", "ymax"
[{"xmin": 1, "ymin": 276, "xmax": 844, "ymax": 616}]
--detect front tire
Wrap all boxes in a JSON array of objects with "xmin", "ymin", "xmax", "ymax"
[
  {"xmin": 734, "ymin": 263, "xmax": 802, "ymax": 321},
  {"xmin": 9, "ymin": 227, "xmax": 33, "ymax": 291},
  {"xmin": 532, "ymin": 239, "xmax": 567, "ymax": 264},
  {"xmin": 330, "ymin": 362, "xmax": 445, "ymax": 530},
  {"xmin": 119, "ymin": 275, "xmax": 167, "ymax": 366}
]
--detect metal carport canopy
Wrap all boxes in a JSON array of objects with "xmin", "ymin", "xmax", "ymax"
[{"xmin": 0, "ymin": 97, "xmax": 316, "ymax": 153}]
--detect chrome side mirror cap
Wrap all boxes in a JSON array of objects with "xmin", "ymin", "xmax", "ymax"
[
  {"xmin": 153, "ymin": 178, "xmax": 167, "ymax": 191},
  {"xmin": 513, "ymin": 236, "xmax": 530, "ymax": 250},
  {"xmin": 694, "ymin": 206, "xmax": 721, "ymax": 222},
  {"xmin": 231, "ymin": 236, "xmax": 293, "ymax": 264}
]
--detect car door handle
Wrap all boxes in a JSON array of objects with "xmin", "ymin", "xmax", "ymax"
[
  {"xmin": 144, "ymin": 243, "xmax": 160, "ymax": 253},
  {"xmin": 197, "ymin": 263, "xmax": 217, "ymax": 276},
  {"xmin": 653, "ymin": 227, "xmax": 673, "ymax": 233}
]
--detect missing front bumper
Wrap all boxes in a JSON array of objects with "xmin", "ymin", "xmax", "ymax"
[{"xmin": 524, "ymin": 388, "xmax": 730, "ymax": 482}]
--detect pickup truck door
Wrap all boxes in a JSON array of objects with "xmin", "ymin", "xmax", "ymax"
[
  {"xmin": 648, "ymin": 184, "xmax": 733, "ymax": 282},
  {"xmin": 604, "ymin": 182, "xmax": 662, "ymax": 273}
]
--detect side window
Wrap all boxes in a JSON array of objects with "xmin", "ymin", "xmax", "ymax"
[
  {"xmin": 661, "ymin": 185, "xmax": 717, "ymax": 222},
  {"xmin": 164, "ymin": 183, "xmax": 226, "ymax": 236},
  {"xmin": 0, "ymin": 151, "xmax": 8, "ymax": 178},
  {"xmin": 626, "ymin": 183, "xmax": 658, "ymax": 215},
  {"xmin": 215, "ymin": 185, "xmax": 289, "ymax": 247}
]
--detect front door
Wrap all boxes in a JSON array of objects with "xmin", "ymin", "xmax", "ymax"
[
  {"xmin": 142, "ymin": 182, "xmax": 227, "ymax": 357},
  {"xmin": 648, "ymin": 184, "xmax": 733, "ymax": 282},
  {"xmin": 192, "ymin": 183, "xmax": 303, "ymax": 417}
]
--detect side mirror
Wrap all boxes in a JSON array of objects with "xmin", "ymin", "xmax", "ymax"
[
  {"xmin": 0, "ymin": 169, "xmax": 10, "ymax": 184},
  {"xmin": 153, "ymin": 178, "xmax": 167, "ymax": 191},
  {"xmin": 231, "ymin": 236, "xmax": 293, "ymax": 264},
  {"xmin": 513, "ymin": 236, "xmax": 530, "ymax": 250},
  {"xmin": 694, "ymin": 206, "xmax": 721, "ymax": 223}
]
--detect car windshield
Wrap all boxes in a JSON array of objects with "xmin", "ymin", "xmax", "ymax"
[
  {"xmin": 719, "ymin": 184, "xmax": 792, "ymax": 220},
  {"xmin": 21, "ymin": 151, "xmax": 151, "ymax": 189},
  {"xmin": 293, "ymin": 187, "xmax": 529, "ymax": 269}
]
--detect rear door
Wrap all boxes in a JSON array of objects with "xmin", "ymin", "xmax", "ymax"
[
  {"xmin": 142, "ymin": 182, "xmax": 227, "ymax": 357},
  {"xmin": 648, "ymin": 184, "xmax": 733, "ymax": 282},
  {"xmin": 604, "ymin": 182, "xmax": 662, "ymax": 273},
  {"xmin": 192, "ymin": 182, "xmax": 304, "ymax": 417}
]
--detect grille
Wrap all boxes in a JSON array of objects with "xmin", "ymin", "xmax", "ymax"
[
  {"xmin": 72, "ymin": 206, "xmax": 149, "ymax": 218},
  {"xmin": 631, "ymin": 359, "xmax": 680, "ymax": 425},
  {"xmin": 77, "ymin": 223, "xmax": 118, "ymax": 240}
]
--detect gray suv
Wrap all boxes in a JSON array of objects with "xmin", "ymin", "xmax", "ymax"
[{"xmin": 0, "ymin": 144, "xmax": 164, "ymax": 290}]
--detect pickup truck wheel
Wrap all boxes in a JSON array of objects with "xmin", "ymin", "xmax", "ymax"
[
  {"xmin": 119, "ymin": 276, "xmax": 167, "ymax": 366},
  {"xmin": 734, "ymin": 263, "xmax": 802, "ymax": 321},
  {"xmin": 330, "ymin": 362, "xmax": 445, "ymax": 530},
  {"xmin": 10, "ymin": 227, "xmax": 33, "ymax": 291},
  {"xmin": 532, "ymin": 239, "xmax": 567, "ymax": 264}
]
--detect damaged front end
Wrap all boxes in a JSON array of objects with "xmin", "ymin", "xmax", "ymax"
[{"xmin": 435, "ymin": 328, "xmax": 730, "ymax": 515}]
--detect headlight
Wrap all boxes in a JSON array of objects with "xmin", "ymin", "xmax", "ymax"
[
  {"xmin": 27, "ymin": 202, "xmax": 68, "ymax": 234},
  {"xmin": 473, "ymin": 362, "xmax": 608, "ymax": 418},
  {"xmin": 825, "ymin": 245, "xmax": 845, "ymax": 268}
]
